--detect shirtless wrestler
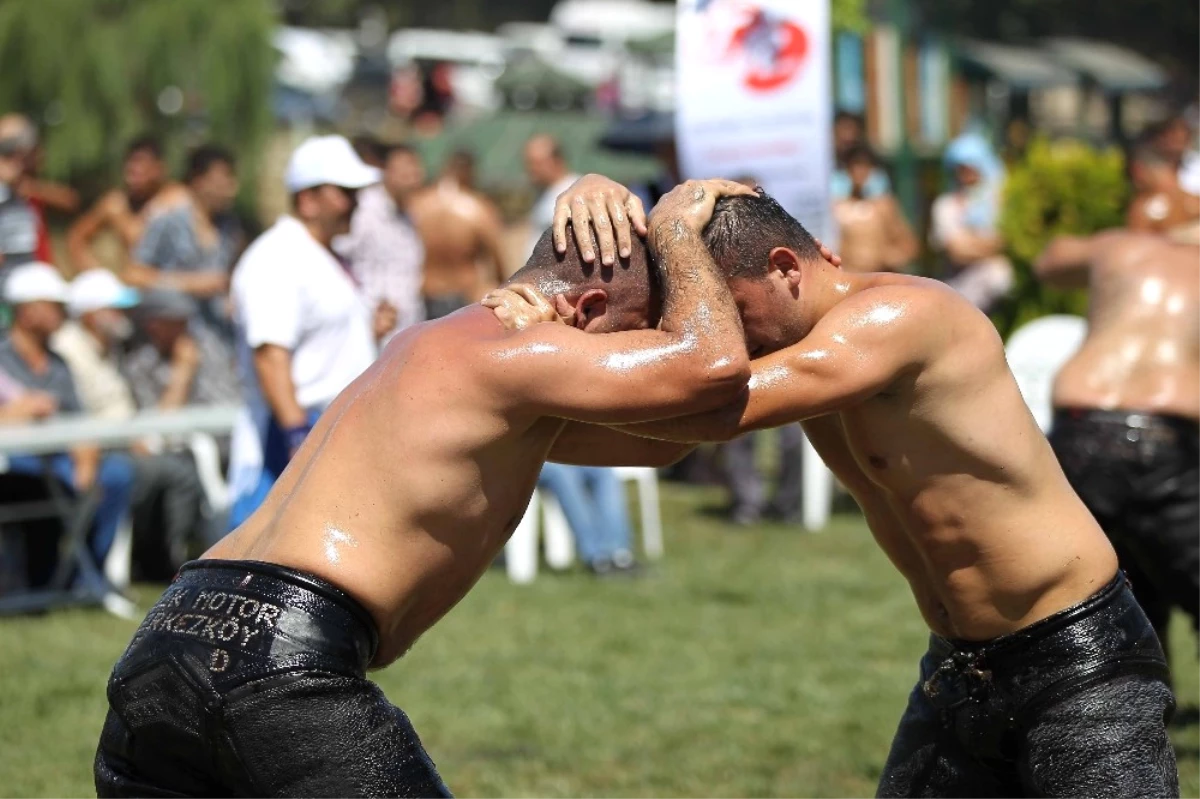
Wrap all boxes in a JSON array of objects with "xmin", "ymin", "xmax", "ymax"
[
  {"xmin": 1036, "ymin": 228, "xmax": 1199, "ymax": 656},
  {"xmin": 489, "ymin": 174, "xmax": 1178, "ymax": 798},
  {"xmin": 92, "ymin": 178, "xmax": 754, "ymax": 797}
]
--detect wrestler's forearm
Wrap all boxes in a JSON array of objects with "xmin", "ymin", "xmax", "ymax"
[{"xmin": 651, "ymin": 220, "xmax": 748, "ymax": 384}]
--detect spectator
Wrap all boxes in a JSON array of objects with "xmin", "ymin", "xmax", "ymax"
[
  {"xmin": 121, "ymin": 290, "xmax": 241, "ymax": 412},
  {"xmin": 123, "ymin": 144, "xmax": 242, "ymax": 344},
  {"xmin": 67, "ymin": 135, "xmax": 188, "ymax": 272},
  {"xmin": 52, "ymin": 273, "xmax": 208, "ymax": 578},
  {"xmin": 1126, "ymin": 138, "xmax": 1200, "ymax": 244},
  {"xmin": 0, "ymin": 120, "xmax": 42, "ymax": 285},
  {"xmin": 408, "ymin": 150, "xmax": 507, "ymax": 319},
  {"xmin": 227, "ymin": 135, "xmax": 384, "ymax": 528},
  {"xmin": 832, "ymin": 110, "xmax": 890, "ymax": 201},
  {"xmin": 51, "ymin": 270, "xmax": 140, "ymax": 419},
  {"xmin": 538, "ymin": 463, "xmax": 639, "ymax": 576},
  {"xmin": 0, "ymin": 263, "xmax": 135, "ymax": 580},
  {"xmin": 439, "ymin": 149, "xmax": 478, "ymax": 193},
  {"xmin": 524, "ymin": 134, "xmax": 580, "ymax": 257},
  {"xmin": 929, "ymin": 132, "xmax": 1013, "ymax": 314},
  {"xmin": 337, "ymin": 142, "xmax": 426, "ymax": 341},
  {"xmin": 0, "ymin": 365, "xmax": 55, "ymax": 423},
  {"xmin": 833, "ymin": 145, "xmax": 918, "ymax": 273},
  {"xmin": 0, "ymin": 114, "xmax": 68, "ymax": 269}
]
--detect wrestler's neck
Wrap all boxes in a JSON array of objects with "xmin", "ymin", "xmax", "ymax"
[{"xmin": 797, "ymin": 262, "xmax": 860, "ymax": 326}]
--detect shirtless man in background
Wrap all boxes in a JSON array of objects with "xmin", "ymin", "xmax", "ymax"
[
  {"xmin": 1036, "ymin": 228, "xmax": 1198, "ymax": 656},
  {"xmin": 832, "ymin": 145, "xmax": 918, "ymax": 273},
  {"xmin": 93, "ymin": 178, "xmax": 753, "ymax": 797},
  {"xmin": 490, "ymin": 175, "xmax": 1176, "ymax": 798},
  {"xmin": 410, "ymin": 150, "xmax": 508, "ymax": 319},
  {"xmin": 68, "ymin": 136, "xmax": 187, "ymax": 271}
]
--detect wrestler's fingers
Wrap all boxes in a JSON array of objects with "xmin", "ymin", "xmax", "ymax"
[
  {"xmin": 569, "ymin": 196, "xmax": 597, "ymax": 263},
  {"xmin": 811, "ymin": 236, "xmax": 843, "ymax": 267},
  {"xmin": 586, "ymin": 196, "xmax": 617, "ymax": 266},
  {"xmin": 552, "ymin": 200, "xmax": 572, "ymax": 254},
  {"xmin": 626, "ymin": 194, "xmax": 648, "ymax": 236},
  {"xmin": 705, "ymin": 178, "xmax": 759, "ymax": 198},
  {"xmin": 606, "ymin": 194, "xmax": 633, "ymax": 259}
]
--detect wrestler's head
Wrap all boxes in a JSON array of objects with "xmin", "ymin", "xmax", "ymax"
[
  {"xmin": 509, "ymin": 226, "xmax": 660, "ymax": 334},
  {"xmin": 702, "ymin": 190, "xmax": 829, "ymax": 357}
]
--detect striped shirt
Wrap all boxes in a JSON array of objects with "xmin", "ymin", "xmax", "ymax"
[{"xmin": 336, "ymin": 184, "xmax": 425, "ymax": 339}]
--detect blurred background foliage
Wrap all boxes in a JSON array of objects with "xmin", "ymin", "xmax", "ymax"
[
  {"xmin": 993, "ymin": 138, "xmax": 1128, "ymax": 335},
  {"xmin": 0, "ymin": 0, "xmax": 276, "ymax": 202}
]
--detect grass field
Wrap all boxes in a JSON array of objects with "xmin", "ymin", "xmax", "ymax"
[{"xmin": 1, "ymin": 482, "xmax": 1197, "ymax": 797}]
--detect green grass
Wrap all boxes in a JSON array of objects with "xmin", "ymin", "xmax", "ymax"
[{"xmin": 1, "ymin": 483, "xmax": 1197, "ymax": 797}]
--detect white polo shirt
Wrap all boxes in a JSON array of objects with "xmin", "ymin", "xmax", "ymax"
[{"xmin": 232, "ymin": 215, "xmax": 375, "ymax": 409}]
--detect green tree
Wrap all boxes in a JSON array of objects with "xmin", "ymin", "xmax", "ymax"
[{"xmin": 0, "ymin": 0, "xmax": 276, "ymax": 196}]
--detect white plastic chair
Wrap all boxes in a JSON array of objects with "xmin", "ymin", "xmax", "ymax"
[
  {"xmin": 1004, "ymin": 315, "xmax": 1088, "ymax": 433},
  {"xmin": 503, "ymin": 467, "xmax": 667, "ymax": 583},
  {"xmin": 612, "ymin": 466, "xmax": 664, "ymax": 560},
  {"xmin": 800, "ymin": 434, "xmax": 834, "ymax": 532}
]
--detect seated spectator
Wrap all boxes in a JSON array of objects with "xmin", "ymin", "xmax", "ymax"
[
  {"xmin": 930, "ymin": 132, "xmax": 1013, "ymax": 314},
  {"xmin": 121, "ymin": 290, "xmax": 241, "ymax": 412},
  {"xmin": 538, "ymin": 464, "xmax": 639, "ymax": 576},
  {"xmin": 53, "ymin": 272, "xmax": 207, "ymax": 578},
  {"xmin": 0, "ymin": 263, "xmax": 135, "ymax": 583},
  {"xmin": 722, "ymin": 425, "xmax": 804, "ymax": 526},
  {"xmin": 832, "ymin": 146, "xmax": 918, "ymax": 273},
  {"xmin": 68, "ymin": 136, "xmax": 188, "ymax": 273},
  {"xmin": 123, "ymin": 144, "xmax": 242, "ymax": 344}
]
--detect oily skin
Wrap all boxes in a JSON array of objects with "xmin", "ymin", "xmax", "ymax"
[
  {"xmin": 1036, "ymin": 231, "xmax": 1199, "ymax": 420},
  {"xmin": 205, "ymin": 177, "xmax": 754, "ymax": 668},
  {"xmin": 494, "ymin": 176, "xmax": 1118, "ymax": 642}
]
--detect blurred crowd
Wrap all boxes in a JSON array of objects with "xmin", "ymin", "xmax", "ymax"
[{"xmin": 0, "ymin": 99, "xmax": 1196, "ymax": 592}]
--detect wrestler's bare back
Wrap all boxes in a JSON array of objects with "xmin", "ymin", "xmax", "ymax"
[
  {"xmin": 206, "ymin": 309, "xmax": 566, "ymax": 666},
  {"xmin": 1049, "ymin": 233, "xmax": 1200, "ymax": 418}
]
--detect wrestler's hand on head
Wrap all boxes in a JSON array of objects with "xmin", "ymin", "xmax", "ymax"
[
  {"xmin": 648, "ymin": 179, "xmax": 757, "ymax": 249},
  {"xmin": 482, "ymin": 284, "xmax": 571, "ymax": 331},
  {"xmin": 811, "ymin": 236, "xmax": 842, "ymax": 267},
  {"xmin": 552, "ymin": 174, "xmax": 648, "ymax": 267}
]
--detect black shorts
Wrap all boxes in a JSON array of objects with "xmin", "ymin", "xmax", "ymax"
[
  {"xmin": 94, "ymin": 559, "xmax": 452, "ymax": 798},
  {"xmin": 877, "ymin": 573, "xmax": 1178, "ymax": 797},
  {"xmin": 424, "ymin": 294, "xmax": 470, "ymax": 321},
  {"xmin": 1049, "ymin": 407, "xmax": 1199, "ymax": 637}
]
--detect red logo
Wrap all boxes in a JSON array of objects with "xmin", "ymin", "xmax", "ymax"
[{"xmin": 727, "ymin": 9, "xmax": 808, "ymax": 92}]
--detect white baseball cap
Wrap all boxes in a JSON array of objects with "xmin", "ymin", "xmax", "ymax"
[
  {"xmin": 68, "ymin": 269, "xmax": 140, "ymax": 316},
  {"xmin": 4, "ymin": 262, "xmax": 69, "ymax": 305},
  {"xmin": 284, "ymin": 135, "xmax": 381, "ymax": 193}
]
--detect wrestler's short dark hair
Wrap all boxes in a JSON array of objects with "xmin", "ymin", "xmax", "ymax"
[
  {"xmin": 702, "ymin": 191, "xmax": 822, "ymax": 280},
  {"xmin": 512, "ymin": 224, "xmax": 658, "ymax": 306}
]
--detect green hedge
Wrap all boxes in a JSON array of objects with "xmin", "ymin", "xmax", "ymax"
[{"xmin": 992, "ymin": 138, "xmax": 1128, "ymax": 337}]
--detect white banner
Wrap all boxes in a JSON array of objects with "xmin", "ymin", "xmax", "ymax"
[{"xmin": 676, "ymin": 0, "xmax": 833, "ymax": 241}]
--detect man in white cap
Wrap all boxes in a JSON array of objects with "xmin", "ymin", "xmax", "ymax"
[
  {"xmin": 52, "ymin": 272, "xmax": 209, "ymax": 579},
  {"xmin": 0, "ymin": 263, "xmax": 136, "ymax": 580},
  {"xmin": 52, "ymin": 269, "xmax": 141, "ymax": 420},
  {"xmin": 227, "ymin": 135, "xmax": 395, "ymax": 527}
]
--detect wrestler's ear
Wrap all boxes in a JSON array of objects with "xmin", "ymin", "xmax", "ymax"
[
  {"xmin": 769, "ymin": 247, "xmax": 803, "ymax": 288},
  {"xmin": 574, "ymin": 289, "xmax": 609, "ymax": 330}
]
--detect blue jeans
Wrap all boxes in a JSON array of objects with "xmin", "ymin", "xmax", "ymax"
[
  {"xmin": 228, "ymin": 408, "xmax": 324, "ymax": 531},
  {"xmin": 6, "ymin": 452, "xmax": 136, "ymax": 567},
  {"xmin": 537, "ymin": 464, "xmax": 632, "ymax": 564}
]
